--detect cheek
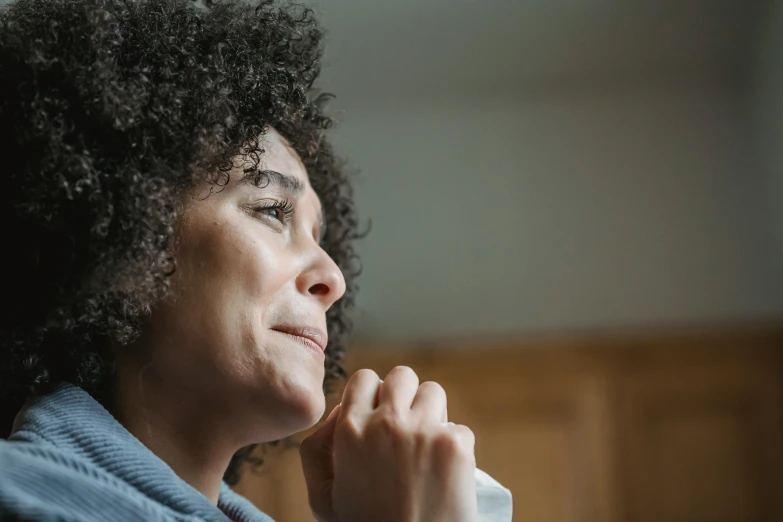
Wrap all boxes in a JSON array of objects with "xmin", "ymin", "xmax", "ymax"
[
  {"xmin": 178, "ymin": 217, "xmax": 276, "ymax": 304},
  {"xmin": 171, "ymin": 210, "xmax": 295, "ymax": 359}
]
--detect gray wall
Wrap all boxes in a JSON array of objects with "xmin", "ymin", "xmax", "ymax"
[
  {"xmin": 753, "ymin": 0, "xmax": 783, "ymax": 309},
  {"xmin": 2, "ymin": 0, "xmax": 778, "ymax": 338},
  {"xmin": 334, "ymin": 86, "xmax": 781, "ymax": 339}
]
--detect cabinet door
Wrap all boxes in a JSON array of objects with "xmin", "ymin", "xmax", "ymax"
[
  {"xmin": 426, "ymin": 353, "xmax": 617, "ymax": 522},
  {"xmin": 615, "ymin": 355, "xmax": 783, "ymax": 522}
]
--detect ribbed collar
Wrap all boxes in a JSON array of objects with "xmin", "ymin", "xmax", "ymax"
[{"xmin": 10, "ymin": 383, "xmax": 271, "ymax": 522}]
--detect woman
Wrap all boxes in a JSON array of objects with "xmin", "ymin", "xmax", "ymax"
[{"xmin": 0, "ymin": 0, "xmax": 479, "ymax": 521}]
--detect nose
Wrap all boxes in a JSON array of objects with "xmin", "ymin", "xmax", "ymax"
[{"xmin": 296, "ymin": 245, "xmax": 347, "ymax": 309}]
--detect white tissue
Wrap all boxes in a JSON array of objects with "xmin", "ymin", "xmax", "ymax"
[{"xmin": 474, "ymin": 466, "xmax": 513, "ymax": 522}]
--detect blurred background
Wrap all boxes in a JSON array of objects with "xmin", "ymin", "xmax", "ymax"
[{"xmin": 235, "ymin": 0, "xmax": 783, "ymax": 521}]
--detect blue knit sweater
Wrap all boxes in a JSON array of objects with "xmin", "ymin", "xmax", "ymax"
[{"xmin": 0, "ymin": 383, "xmax": 274, "ymax": 521}]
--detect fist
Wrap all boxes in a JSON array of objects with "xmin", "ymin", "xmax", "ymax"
[{"xmin": 300, "ymin": 366, "xmax": 477, "ymax": 522}]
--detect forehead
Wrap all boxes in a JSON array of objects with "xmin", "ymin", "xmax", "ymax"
[
  {"xmin": 260, "ymin": 129, "xmax": 310, "ymax": 187},
  {"xmin": 248, "ymin": 128, "xmax": 324, "ymax": 226}
]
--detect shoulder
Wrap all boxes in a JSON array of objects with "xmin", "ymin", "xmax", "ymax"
[
  {"xmin": 219, "ymin": 482, "xmax": 276, "ymax": 522},
  {"xmin": 0, "ymin": 438, "xmax": 169, "ymax": 522}
]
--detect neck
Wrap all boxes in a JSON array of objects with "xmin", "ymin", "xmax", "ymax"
[{"xmin": 110, "ymin": 358, "xmax": 240, "ymax": 504}]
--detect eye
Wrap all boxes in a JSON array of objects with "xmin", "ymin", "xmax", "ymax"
[
  {"xmin": 253, "ymin": 199, "xmax": 295, "ymax": 224},
  {"xmin": 259, "ymin": 206, "xmax": 284, "ymax": 222}
]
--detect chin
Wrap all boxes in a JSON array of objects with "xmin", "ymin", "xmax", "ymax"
[
  {"xmin": 282, "ymin": 379, "xmax": 326, "ymax": 428},
  {"xmin": 251, "ymin": 376, "xmax": 326, "ymax": 441}
]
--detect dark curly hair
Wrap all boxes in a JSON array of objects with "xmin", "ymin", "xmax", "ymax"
[{"xmin": 0, "ymin": 0, "xmax": 360, "ymax": 485}]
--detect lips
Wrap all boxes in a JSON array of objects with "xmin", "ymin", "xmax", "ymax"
[{"xmin": 271, "ymin": 325, "xmax": 328, "ymax": 352}]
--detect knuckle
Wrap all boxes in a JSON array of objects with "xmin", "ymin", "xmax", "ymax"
[
  {"xmin": 419, "ymin": 380, "xmax": 446, "ymax": 396},
  {"xmin": 387, "ymin": 365, "xmax": 417, "ymax": 379},
  {"xmin": 334, "ymin": 413, "xmax": 363, "ymax": 442},
  {"xmin": 433, "ymin": 426, "xmax": 474, "ymax": 460},
  {"xmin": 433, "ymin": 431, "xmax": 462, "ymax": 456},
  {"xmin": 352, "ymin": 368, "xmax": 379, "ymax": 381},
  {"xmin": 412, "ymin": 428, "xmax": 430, "ymax": 447},
  {"xmin": 454, "ymin": 424, "xmax": 476, "ymax": 446},
  {"xmin": 376, "ymin": 412, "xmax": 406, "ymax": 437},
  {"xmin": 378, "ymin": 399, "xmax": 405, "ymax": 417}
]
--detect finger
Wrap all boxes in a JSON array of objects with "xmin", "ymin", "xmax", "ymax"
[
  {"xmin": 448, "ymin": 423, "xmax": 476, "ymax": 467},
  {"xmin": 300, "ymin": 404, "xmax": 340, "ymax": 467},
  {"xmin": 322, "ymin": 402, "xmax": 342, "ymax": 425},
  {"xmin": 378, "ymin": 366, "xmax": 419, "ymax": 412},
  {"xmin": 300, "ymin": 404, "xmax": 341, "ymax": 518},
  {"xmin": 410, "ymin": 381, "xmax": 448, "ymax": 423},
  {"xmin": 340, "ymin": 369, "xmax": 381, "ymax": 416},
  {"xmin": 451, "ymin": 423, "xmax": 475, "ymax": 450}
]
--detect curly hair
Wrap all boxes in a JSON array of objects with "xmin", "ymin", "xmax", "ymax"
[{"xmin": 0, "ymin": 0, "xmax": 360, "ymax": 485}]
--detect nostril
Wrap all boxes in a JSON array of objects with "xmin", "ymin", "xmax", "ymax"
[{"xmin": 309, "ymin": 283, "xmax": 329, "ymax": 296}]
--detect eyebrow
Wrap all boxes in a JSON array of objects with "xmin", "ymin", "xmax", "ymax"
[{"xmin": 242, "ymin": 169, "xmax": 305, "ymax": 195}]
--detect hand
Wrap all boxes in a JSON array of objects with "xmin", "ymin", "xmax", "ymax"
[{"xmin": 300, "ymin": 366, "xmax": 477, "ymax": 522}]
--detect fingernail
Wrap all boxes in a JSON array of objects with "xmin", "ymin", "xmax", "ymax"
[{"xmin": 327, "ymin": 404, "xmax": 341, "ymax": 419}]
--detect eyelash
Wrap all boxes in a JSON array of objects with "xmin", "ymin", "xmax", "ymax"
[{"xmin": 253, "ymin": 199, "xmax": 295, "ymax": 225}]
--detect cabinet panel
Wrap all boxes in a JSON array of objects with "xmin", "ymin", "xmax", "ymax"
[{"xmin": 617, "ymin": 360, "xmax": 782, "ymax": 522}]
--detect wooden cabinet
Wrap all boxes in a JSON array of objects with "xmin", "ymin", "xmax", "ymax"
[
  {"xmin": 235, "ymin": 326, "xmax": 783, "ymax": 522},
  {"xmin": 613, "ymin": 341, "xmax": 783, "ymax": 522},
  {"xmin": 459, "ymin": 374, "xmax": 610, "ymax": 522}
]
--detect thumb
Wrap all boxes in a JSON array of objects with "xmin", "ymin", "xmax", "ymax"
[{"xmin": 300, "ymin": 404, "xmax": 341, "ymax": 520}]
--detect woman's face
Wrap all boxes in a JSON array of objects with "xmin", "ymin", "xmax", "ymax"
[{"xmin": 139, "ymin": 128, "xmax": 346, "ymax": 443}]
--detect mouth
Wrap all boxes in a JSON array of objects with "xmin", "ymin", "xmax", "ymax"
[{"xmin": 271, "ymin": 325, "xmax": 328, "ymax": 352}]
